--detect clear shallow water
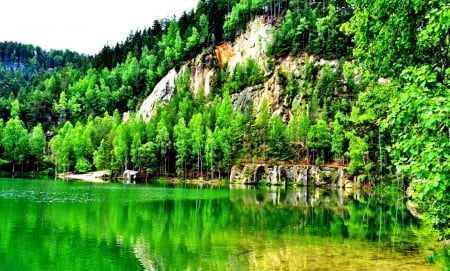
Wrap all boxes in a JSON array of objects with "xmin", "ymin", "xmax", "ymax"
[{"xmin": 0, "ymin": 179, "xmax": 442, "ymax": 270}]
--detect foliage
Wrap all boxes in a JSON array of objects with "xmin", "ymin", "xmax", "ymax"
[
  {"xmin": 267, "ymin": 1, "xmax": 353, "ymax": 58},
  {"xmin": 331, "ymin": 112, "xmax": 345, "ymax": 161},
  {"xmin": 223, "ymin": 58, "xmax": 264, "ymax": 94},
  {"xmin": 307, "ymin": 119, "xmax": 331, "ymax": 164},
  {"xmin": 346, "ymin": 0, "xmax": 450, "ymax": 238},
  {"xmin": 174, "ymin": 117, "xmax": 189, "ymax": 178},
  {"xmin": 345, "ymin": 132, "xmax": 368, "ymax": 176}
]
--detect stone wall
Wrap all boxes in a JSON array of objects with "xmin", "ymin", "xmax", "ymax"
[{"xmin": 230, "ymin": 163, "xmax": 353, "ymax": 188}]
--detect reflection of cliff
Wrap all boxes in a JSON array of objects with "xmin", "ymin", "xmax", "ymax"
[{"xmin": 229, "ymin": 185, "xmax": 359, "ymax": 209}]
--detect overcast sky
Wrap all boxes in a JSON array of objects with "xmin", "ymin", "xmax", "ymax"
[{"xmin": 1, "ymin": 0, "xmax": 198, "ymax": 55}]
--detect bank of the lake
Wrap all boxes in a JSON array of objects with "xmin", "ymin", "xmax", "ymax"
[{"xmin": 0, "ymin": 178, "xmax": 448, "ymax": 270}]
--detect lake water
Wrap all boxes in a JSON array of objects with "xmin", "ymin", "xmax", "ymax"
[{"xmin": 0, "ymin": 178, "xmax": 443, "ymax": 270}]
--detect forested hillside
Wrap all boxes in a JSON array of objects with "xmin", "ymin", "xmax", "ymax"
[{"xmin": 0, "ymin": 0, "xmax": 448, "ymax": 238}]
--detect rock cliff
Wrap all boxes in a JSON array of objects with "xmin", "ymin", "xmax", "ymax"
[
  {"xmin": 137, "ymin": 69, "xmax": 177, "ymax": 121},
  {"xmin": 137, "ymin": 16, "xmax": 355, "ymax": 123},
  {"xmin": 136, "ymin": 16, "xmax": 355, "ymax": 181},
  {"xmin": 230, "ymin": 163, "xmax": 354, "ymax": 188}
]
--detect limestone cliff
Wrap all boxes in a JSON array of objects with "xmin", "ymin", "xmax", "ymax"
[
  {"xmin": 138, "ymin": 18, "xmax": 357, "ymax": 123},
  {"xmin": 137, "ymin": 69, "xmax": 177, "ymax": 121},
  {"xmin": 138, "ymin": 16, "xmax": 273, "ymax": 120}
]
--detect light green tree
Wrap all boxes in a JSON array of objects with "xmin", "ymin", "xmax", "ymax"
[
  {"xmin": 113, "ymin": 123, "xmax": 131, "ymax": 172},
  {"xmin": 268, "ymin": 114, "xmax": 286, "ymax": 159},
  {"xmin": 29, "ymin": 123, "xmax": 46, "ymax": 172},
  {"xmin": 130, "ymin": 132, "xmax": 142, "ymax": 171},
  {"xmin": 93, "ymin": 139, "xmax": 108, "ymax": 171},
  {"xmin": 255, "ymin": 97, "xmax": 270, "ymax": 159},
  {"xmin": 331, "ymin": 112, "xmax": 346, "ymax": 162},
  {"xmin": 174, "ymin": 117, "xmax": 189, "ymax": 178},
  {"xmin": 50, "ymin": 121, "xmax": 73, "ymax": 174},
  {"xmin": 189, "ymin": 113, "xmax": 204, "ymax": 177},
  {"xmin": 1, "ymin": 118, "xmax": 29, "ymax": 172},
  {"xmin": 205, "ymin": 128, "xmax": 216, "ymax": 179},
  {"xmin": 307, "ymin": 119, "xmax": 331, "ymax": 164},
  {"xmin": 10, "ymin": 99, "xmax": 20, "ymax": 118},
  {"xmin": 156, "ymin": 118, "xmax": 171, "ymax": 175},
  {"xmin": 73, "ymin": 122, "xmax": 93, "ymax": 173},
  {"xmin": 345, "ymin": 132, "xmax": 368, "ymax": 176}
]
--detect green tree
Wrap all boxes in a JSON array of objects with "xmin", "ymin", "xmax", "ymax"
[
  {"xmin": 286, "ymin": 103, "xmax": 311, "ymax": 161},
  {"xmin": 50, "ymin": 121, "xmax": 73, "ymax": 174},
  {"xmin": 0, "ymin": 119, "xmax": 5, "ymax": 165},
  {"xmin": 113, "ymin": 123, "xmax": 131, "ymax": 172},
  {"xmin": 215, "ymin": 92, "xmax": 233, "ymax": 130},
  {"xmin": 186, "ymin": 26, "xmax": 201, "ymax": 54},
  {"xmin": 72, "ymin": 122, "xmax": 93, "ymax": 173},
  {"xmin": 156, "ymin": 117, "xmax": 171, "ymax": 176},
  {"xmin": 189, "ymin": 113, "xmax": 204, "ymax": 177},
  {"xmin": 29, "ymin": 123, "xmax": 46, "ymax": 172},
  {"xmin": 214, "ymin": 127, "xmax": 231, "ymax": 179},
  {"xmin": 331, "ymin": 112, "xmax": 346, "ymax": 162},
  {"xmin": 1, "ymin": 117, "xmax": 29, "ymax": 172},
  {"xmin": 345, "ymin": 132, "xmax": 368, "ymax": 176},
  {"xmin": 138, "ymin": 142, "xmax": 158, "ymax": 177},
  {"xmin": 10, "ymin": 99, "xmax": 20, "ymax": 118},
  {"xmin": 93, "ymin": 139, "xmax": 108, "ymax": 171},
  {"xmin": 158, "ymin": 20, "xmax": 184, "ymax": 67},
  {"xmin": 342, "ymin": 0, "xmax": 432, "ymax": 78},
  {"xmin": 230, "ymin": 110, "xmax": 245, "ymax": 161},
  {"xmin": 316, "ymin": 63, "xmax": 336, "ymax": 100},
  {"xmin": 130, "ymin": 132, "xmax": 143, "ymax": 171},
  {"xmin": 307, "ymin": 119, "xmax": 331, "ymax": 164},
  {"xmin": 314, "ymin": 5, "xmax": 339, "ymax": 55},
  {"xmin": 174, "ymin": 117, "xmax": 189, "ymax": 178},
  {"xmin": 198, "ymin": 13, "xmax": 209, "ymax": 45},
  {"xmin": 268, "ymin": 114, "xmax": 286, "ymax": 159},
  {"xmin": 255, "ymin": 97, "xmax": 270, "ymax": 159},
  {"xmin": 204, "ymin": 128, "xmax": 216, "ymax": 179}
]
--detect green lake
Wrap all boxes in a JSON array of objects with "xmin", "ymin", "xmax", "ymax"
[{"xmin": 0, "ymin": 178, "xmax": 444, "ymax": 270}]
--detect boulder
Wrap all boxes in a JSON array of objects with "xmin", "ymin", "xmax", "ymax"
[{"xmin": 123, "ymin": 170, "xmax": 139, "ymax": 184}]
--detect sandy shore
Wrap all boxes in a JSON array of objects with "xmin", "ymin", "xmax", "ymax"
[{"xmin": 60, "ymin": 171, "xmax": 110, "ymax": 183}]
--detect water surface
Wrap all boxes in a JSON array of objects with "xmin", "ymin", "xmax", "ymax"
[{"xmin": 0, "ymin": 179, "xmax": 442, "ymax": 270}]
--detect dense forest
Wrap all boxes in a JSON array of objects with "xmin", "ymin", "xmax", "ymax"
[{"xmin": 0, "ymin": 0, "xmax": 448, "ymax": 239}]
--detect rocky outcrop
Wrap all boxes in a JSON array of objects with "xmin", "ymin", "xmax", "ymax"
[
  {"xmin": 215, "ymin": 17, "xmax": 271, "ymax": 72},
  {"xmin": 123, "ymin": 170, "xmax": 139, "ymax": 184},
  {"xmin": 190, "ymin": 54, "xmax": 215, "ymax": 97},
  {"xmin": 137, "ymin": 16, "xmax": 357, "ymax": 126},
  {"xmin": 137, "ymin": 69, "xmax": 177, "ymax": 121},
  {"xmin": 230, "ymin": 163, "xmax": 352, "ymax": 187}
]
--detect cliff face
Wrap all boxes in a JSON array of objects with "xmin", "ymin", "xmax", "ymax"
[
  {"xmin": 138, "ymin": 16, "xmax": 273, "ymax": 120},
  {"xmin": 138, "ymin": 16, "xmax": 356, "ymax": 123},
  {"xmin": 216, "ymin": 17, "xmax": 271, "ymax": 72},
  {"xmin": 137, "ymin": 69, "xmax": 177, "ymax": 121},
  {"xmin": 229, "ymin": 163, "xmax": 355, "ymax": 188}
]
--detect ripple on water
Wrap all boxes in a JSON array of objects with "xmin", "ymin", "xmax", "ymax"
[{"xmin": 0, "ymin": 189, "xmax": 100, "ymax": 203}]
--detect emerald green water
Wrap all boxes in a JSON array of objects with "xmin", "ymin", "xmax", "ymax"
[{"xmin": 0, "ymin": 179, "xmax": 443, "ymax": 270}]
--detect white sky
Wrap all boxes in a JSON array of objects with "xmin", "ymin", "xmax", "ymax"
[{"xmin": 0, "ymin": 0, "xmax": 198, "ymax": 55}]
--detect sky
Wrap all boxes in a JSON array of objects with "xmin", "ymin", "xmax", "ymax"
[{"xmin": 1, "ymin": 0, "xmax": 199, "ymax": 55}]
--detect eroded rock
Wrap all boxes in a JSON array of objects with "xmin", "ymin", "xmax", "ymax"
[{"xmin": 229, "ymin": 163, "xmax": 350, "ymax": 187}]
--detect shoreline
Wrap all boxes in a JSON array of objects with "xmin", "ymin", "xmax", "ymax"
[{"xmin": 60, "ymin": 171, "xmax": 110, "ymax": 183}]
